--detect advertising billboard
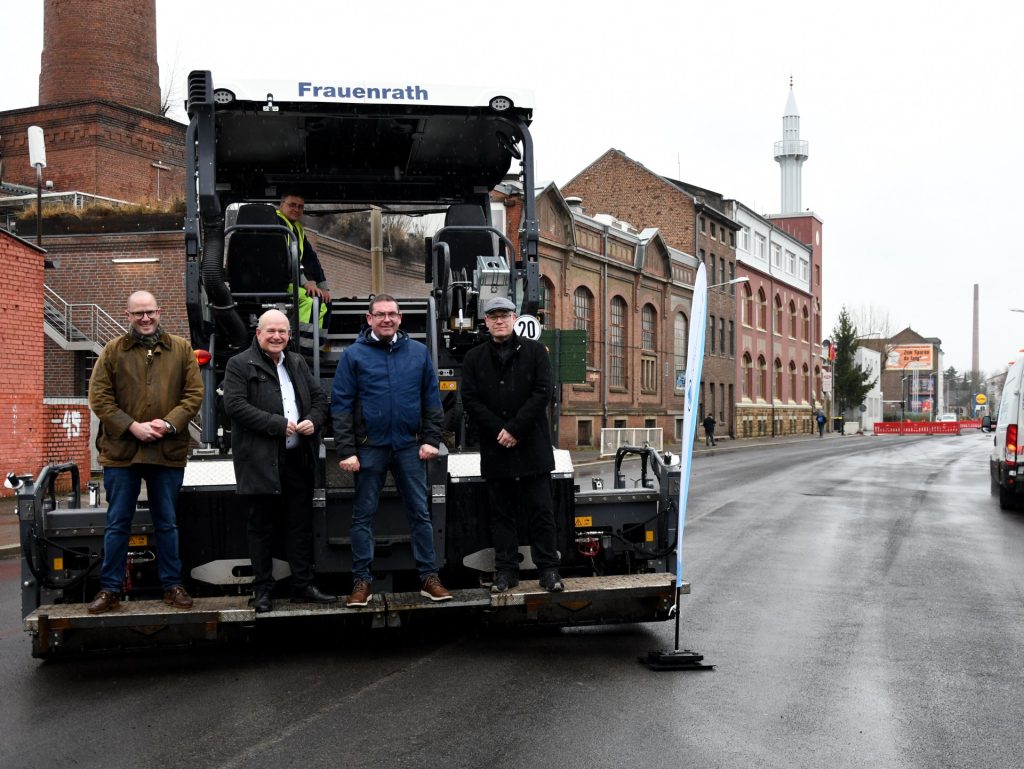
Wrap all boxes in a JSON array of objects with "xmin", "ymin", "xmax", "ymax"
[{"xmin": 886, "ymin": 344, "xmax": 934, "ymax": 371}]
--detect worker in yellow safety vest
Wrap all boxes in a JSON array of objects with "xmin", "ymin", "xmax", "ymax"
[{"xmin": 276, "ymin": 193, "xmax": 331, "ymax": 328}]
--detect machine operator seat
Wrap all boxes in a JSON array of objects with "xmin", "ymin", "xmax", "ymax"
[
  {"xmin": 224, "ymin": 203, "xmax": 297, "ymax": 331},
  {"xmin": 434, "ymin": 203, "xmax": 497, "ymax": 280}
]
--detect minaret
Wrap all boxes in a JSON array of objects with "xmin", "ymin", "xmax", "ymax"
[
  {"xmin": 774, "ymin": 77, "xmax": 808, "ymax": 214},
  {"xmin": 39, "ymin": 0, "xmax": 160, "ymax": 114}
]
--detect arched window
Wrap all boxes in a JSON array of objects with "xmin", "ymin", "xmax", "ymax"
[
  {"xmin": 789, "ymin": 361, "xmax": 798, "ymax": 403},
  {"xmin": 641, "ymin": 304, "xmax": 657, "ymax": 394},
  {"xmin": 742, "ymin": 353, "xmax": 753, "ymax": 399},
  {"xmin": 573, "ymin": 287, "xmax": 595, "ymax": 366},
  {"xmin": 815, "ymin": 365, "xmax": 822, "ymax": 402},
  {"xmin": 610, "ymin": 296, "xmax": 627, "ymax": 387},
  {"xmin": 774, "ymin": 358, "xmax": 783, "ymax": 401},
  {"xmin": 789, "ymin": 300, "xmax": 797, "ymax": 338},
  {"xmin": 757, "ymin": 289, "xmax": 767, "ymax": 330},
  {"xmin": 642, "ymin": 304, "xmax": 657, "ymax": 351},
  {"xmin": 674, "ymin": 312, "xmax": 688, "ymax": 392},
  {"xmin": 539, "ymin": 277, "xmax": 554, "ymax": 326},
  {"xmin": 802, "ymin": 363, "xmax": 810, "ymax": 403},
  {"xmin": 743, "ymin": 284, "xmax": 754, "ymax": 327},
  {"xmin": 774, "ymin": 295, "xmax": 783, "ymax": 334},
  {"xmin": 802, "ymin": 306, "xmax": 810, "ymax": 341},
  {"xmin": 757, "ymin": 355, "xmax": 767, "ymax": 400}
]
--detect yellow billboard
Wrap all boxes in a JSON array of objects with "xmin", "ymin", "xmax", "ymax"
[{"xmin": 886, "ymin": 344, "xmax": 934, "ymax": 370}]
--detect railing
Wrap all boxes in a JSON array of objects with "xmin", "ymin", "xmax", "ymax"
[
  {"xmin": 774, "ymin": 140, "xmax": 809, "ymax": 159},
  {"xmin": 873, "ymin": 422, "xmax": 960, "ymax": 435},
  {"xmin": 43, "ymin": 285, "xmax": 125, "ymax": 353},
  {"xmin": 600, "ymin": 427, "xmax": 664, "ymax": 457}
]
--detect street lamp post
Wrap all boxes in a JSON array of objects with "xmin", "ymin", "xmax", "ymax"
[
  {"xmin": 27, "ymin": 126, "xmax": 47, "ymax": 247},
  {"xmin": 707, "ymin": 276, "xmax": 749, "ymax": 290}
]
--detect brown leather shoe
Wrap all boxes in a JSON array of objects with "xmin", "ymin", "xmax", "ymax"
[
  {"xmin": 346, "ymin": 579, "xmax": 373, "ymax": 608},
  {"xmin": 87, "ymin": 590, "xmax": 121, "ymax": 614},
  {"xmin": 420, "ymin": 574, "xmax": 452, "ymax": 602},
  {"xmin": 163, "ymin": 585, "xmax": 194, "ymax": 609}
]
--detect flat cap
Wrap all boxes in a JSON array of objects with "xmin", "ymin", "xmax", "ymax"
[{"xmin": 482, "ymin": 296, "xmax": 516, "ymax": 314}]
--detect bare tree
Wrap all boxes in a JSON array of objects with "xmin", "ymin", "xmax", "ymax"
[
  {"xmin": 847, "ymin": 304, "xmax": 895, "ymax": 340},
  {"xmin": 160, "ymin": 45, "xmax": 185, "ymax": 120}
]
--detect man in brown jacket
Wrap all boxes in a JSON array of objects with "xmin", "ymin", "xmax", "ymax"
[{"xmin": 86, "ymin": 290, "xmax": 204, "ymax": 614}]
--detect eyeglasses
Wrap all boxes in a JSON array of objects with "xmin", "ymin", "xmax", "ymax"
[
  {"xmin": 370, "ymin": 311, "xmax": 401, "ymax": 320},
  {"xmin": 486, "ymin": 312, "xmax": 512, "ymax": 321},
  {"xmin": 128, "ymin": 309, "xmax": 160, "ymax": 319}
]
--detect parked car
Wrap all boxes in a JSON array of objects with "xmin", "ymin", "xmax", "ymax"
[{"xmin": 990, "ymin": 355, "xmax": 1024, "ymax": 509}]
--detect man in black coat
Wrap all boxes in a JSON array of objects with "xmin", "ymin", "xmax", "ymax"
[
  {"xmin": 461, "ymin": 297, "xmax": 563, "ymax": 593},
  {"xmin": 222, "ymin": 309, "xmax": 335, "ymax": 612}
]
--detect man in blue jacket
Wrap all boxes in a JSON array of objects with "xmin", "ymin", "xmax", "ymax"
[{"xmin": 331, "ymin": 295, "xmax": 451, "ymax": 606}]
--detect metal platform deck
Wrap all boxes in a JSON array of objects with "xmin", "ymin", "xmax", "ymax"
[{"xmin": 24, "ymin": 574, "xmax": 685, "ymax": 656}]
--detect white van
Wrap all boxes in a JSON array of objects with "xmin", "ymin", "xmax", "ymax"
[{"xmin": 990, "ymin": 353, "xmax": 1024, "ymax": 509}]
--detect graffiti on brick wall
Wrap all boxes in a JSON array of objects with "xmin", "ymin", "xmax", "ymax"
[{"xmin": 60, "ymin": 410, "xmax": 82, "ymax": 440}]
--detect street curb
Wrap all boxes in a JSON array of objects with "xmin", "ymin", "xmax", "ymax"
[{"xmin": 572, "ymin": 433, "xmax": 839, "ymax": 468}]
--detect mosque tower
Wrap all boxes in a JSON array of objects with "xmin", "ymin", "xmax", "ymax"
[{"xmin": 774, "ymin": 78, "xmax": 808, "ymax": 214}]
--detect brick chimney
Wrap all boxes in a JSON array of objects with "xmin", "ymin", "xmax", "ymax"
[{"xmin": 39, "ymin": 0, "xmax": 161, "ymax": 114}]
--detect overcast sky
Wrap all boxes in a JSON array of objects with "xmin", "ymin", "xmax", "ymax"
[{"xmin": 4, "ymin": 0, "xmax": 1021, "ymax": 376}]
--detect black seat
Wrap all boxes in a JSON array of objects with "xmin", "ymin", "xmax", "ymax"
[
  {"xmin": 226, "ymin": 204, "xmax": 293, "ymax": 293},
  {"xmin": 434, "ymin": 203, "xmax": 496, "ymax": 278}
]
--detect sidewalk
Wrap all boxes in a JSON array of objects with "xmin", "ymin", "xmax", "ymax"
[{"xmin": 0, "ymin": 431, "xmax": 852, "ymax": 559}]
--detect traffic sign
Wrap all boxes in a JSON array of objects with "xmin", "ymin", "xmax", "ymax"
[
  {"xmin": 514, "ymin": 314, "xmax": 542, "ymax": 340},
  {"xmin": 976, "ymin": 393, "xmax": 987, "ymax": 405}
]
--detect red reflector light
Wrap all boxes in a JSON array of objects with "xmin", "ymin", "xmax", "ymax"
[
  {"xmin": 1007, "ymin": 424, "xmax": 1018, "ymax": 457},
  {"xmin": 577, "ymin": 537, "xmax": 601, "ymax": 557},
  {"xmin": 194, "ymin": 349, "xmax": 212, "ymax": 366}
]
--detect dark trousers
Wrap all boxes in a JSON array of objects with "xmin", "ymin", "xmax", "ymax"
[
  {"xmin": 487, "ymin": 472, "xmax": 560, "ymax": 573},
  {"xmin": 245, "ymin": 448, "xmax": 315, "ymax": 594}
]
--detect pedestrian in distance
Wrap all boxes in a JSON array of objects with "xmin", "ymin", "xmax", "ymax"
[
  {"xmin": 702, "ymin": 414, "xmax": 717, "ymax": 446},
  {"xmin": 86, "ymin": 290, "xmax": 204, "ymax": 614},
  {"xmin": 461, "ymin": 296, "xmax": 564, "ymax": 594},
  {"xmin": 222, "ymin": 309, "xmax": 336, "ymax": 613},
  {"xmin": 816, "ymin": 411, "xmax": 826, "ymax": 437},
  {"xmin": 331, "ymin": 295, "xmax": 452, "ymax": 606}
]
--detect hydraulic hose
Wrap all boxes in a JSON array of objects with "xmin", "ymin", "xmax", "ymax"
[{"xmin": 201, "ymin": 217, "xmax": 248, "ymax": 349}]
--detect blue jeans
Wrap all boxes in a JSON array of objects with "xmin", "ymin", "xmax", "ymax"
[
  {"xmin": 100, "ymin": 465, "xmax": 186, "ymax": 592},
  {"xmin": 351, "ymin": 445, "xmax": 438, "ymax": 583}
]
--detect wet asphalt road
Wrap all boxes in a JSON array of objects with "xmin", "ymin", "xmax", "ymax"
[{"xmin": 2, "ymin": 431, "xmax": 1022, "ymax": 769}]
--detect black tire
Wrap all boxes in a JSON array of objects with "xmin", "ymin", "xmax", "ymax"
[{"xmin": 999, "ymin": 482, "xmax": 1016, "ymax": 510}]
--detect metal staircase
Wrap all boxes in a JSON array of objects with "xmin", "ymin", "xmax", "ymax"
[{"xmin": 43, "ymin": 285, "xmax": 124, "ymax": 354}]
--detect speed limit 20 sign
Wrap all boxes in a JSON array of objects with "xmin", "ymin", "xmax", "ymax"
[{"xmin": 514, "ymin": 314, "xmax": 543, "ymax": 340}]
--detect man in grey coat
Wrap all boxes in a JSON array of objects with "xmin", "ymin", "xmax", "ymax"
[{"xmin": 223, "ymin": 309, "xmax": 335, "ymax": 612}]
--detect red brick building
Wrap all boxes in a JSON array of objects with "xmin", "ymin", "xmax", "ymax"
[
  {"xmin": 1, "ymin": 230, "xmax": 91, "ymax": 495},
  {"xmin": 497, "ymin": 183, "xmax": 698, "ymax": 448},
  {"xmin": 562, "ymin": 149, "xmax": 740, "ymax": 436}
]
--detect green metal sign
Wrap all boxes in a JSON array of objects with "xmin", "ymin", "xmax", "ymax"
[{"xmin": 540, "ymin": 329, "xmax": 588, "ymax": 383}]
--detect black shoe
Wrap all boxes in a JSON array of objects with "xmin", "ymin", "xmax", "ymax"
[
  {"xmin": 538, "ymin": 568, "xmax": 564, "ymax": 592},
  {"xmin": 491, "ymin": 571, "xmax": 520, "ymax": 594},
  {"xmin": 251, "ymin": 590, "xmax": 273, "ymax": 614},
  {"xmin": 291, "ymin": 585, "xmax": 337, "ymax": 604}
]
